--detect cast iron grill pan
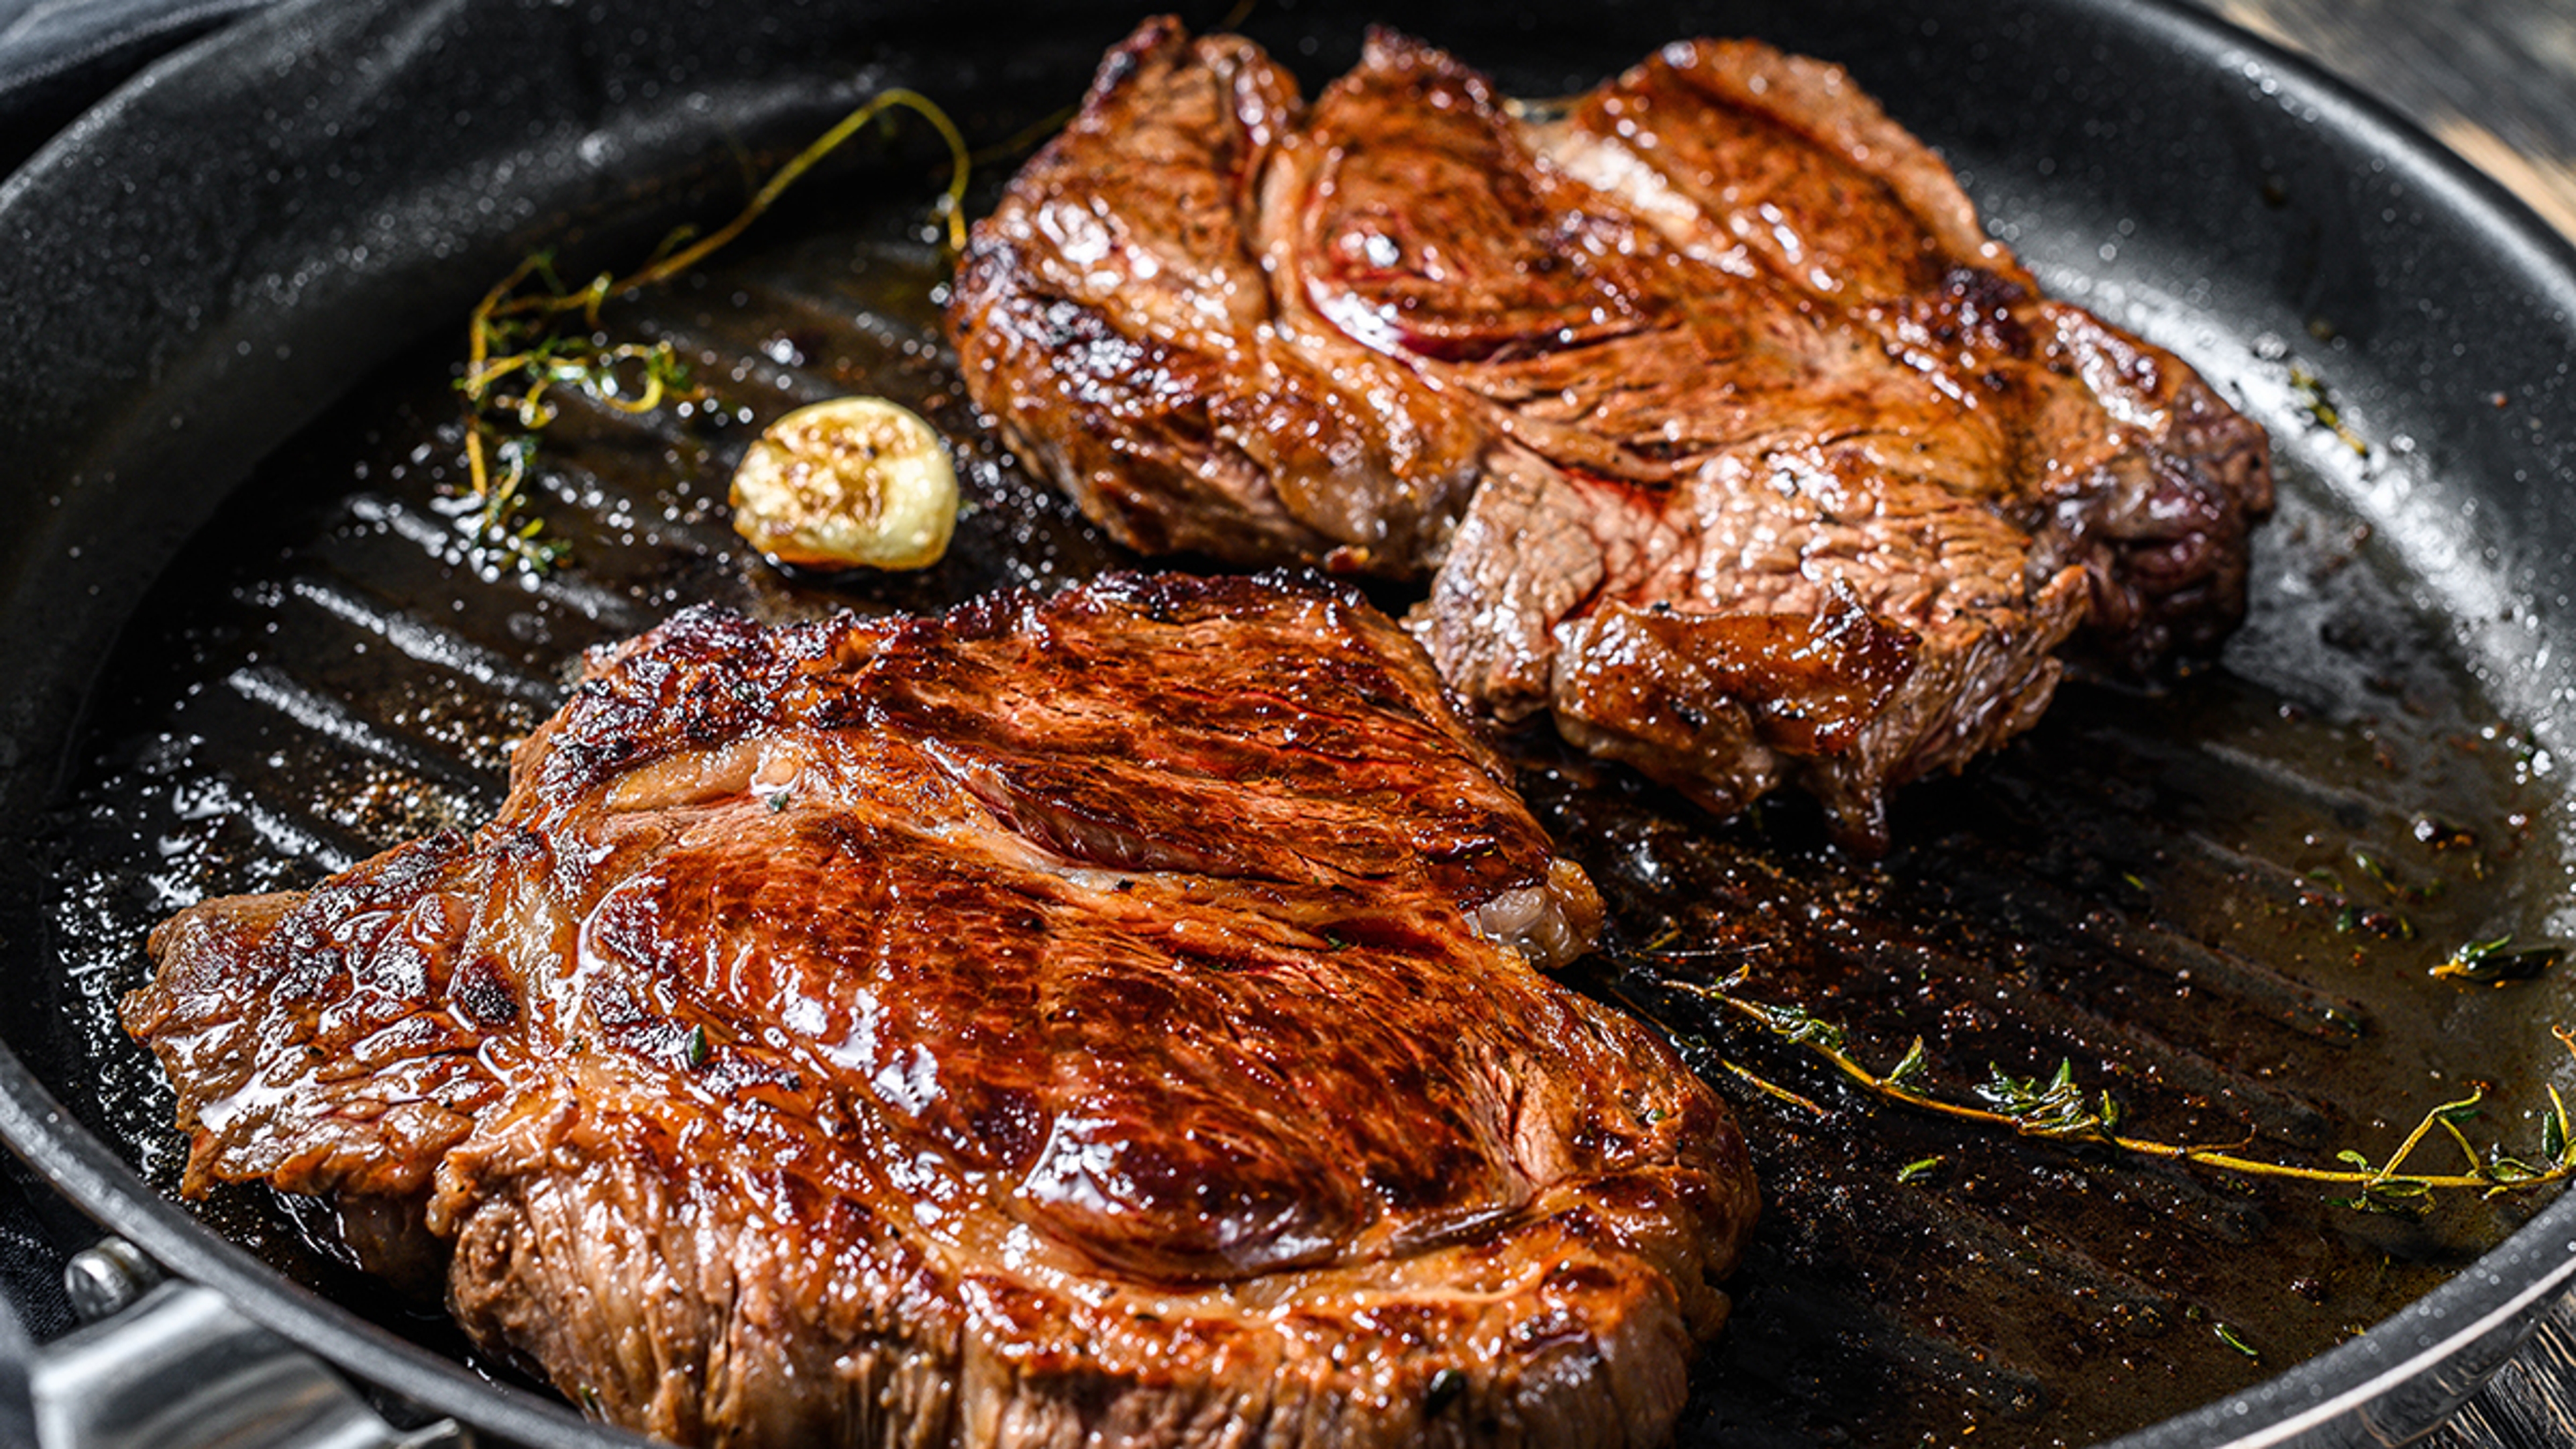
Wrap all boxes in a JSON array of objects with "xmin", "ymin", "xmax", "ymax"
[{"xmin": 6, "ymin": 2, "xmax": 2576, "ymax": 1447}]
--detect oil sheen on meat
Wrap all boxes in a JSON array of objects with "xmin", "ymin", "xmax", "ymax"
[
  {"xmin": 948, "ymin": 20, "xmax": 2273, "ymax": 849},
  {"xmin": 124, "ymin": 572, "xmax": 1758, "ymax": 1449}
]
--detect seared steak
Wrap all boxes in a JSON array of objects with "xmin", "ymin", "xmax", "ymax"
[
  {"xmin": 125, "ymin": 572, "xmax": 1756, "ymax": 1449},
  {"xmin": 946, "ymin": 23, "xmax": 1485, "ymax": 576},
  {"xmin": 949, "ymin": 21, "xmax": 2272, "ymax": 849}
]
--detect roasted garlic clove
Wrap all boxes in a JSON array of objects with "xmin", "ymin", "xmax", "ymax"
[{"xmin": 730, "ymin": 397, "xmax": 959, "ymax": 570}]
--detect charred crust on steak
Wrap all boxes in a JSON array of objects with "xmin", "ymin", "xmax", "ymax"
[
  {"xmin": 948, "ymin": 19, "xmax": 2275, "ymax": 852},
  {"xmin": 125, "ymin": 570, "xmax": 1754, "ymax": 1449},
  {"xmin": 946, "ymin": 21, "xmax": 1485, "ymax": 578}
]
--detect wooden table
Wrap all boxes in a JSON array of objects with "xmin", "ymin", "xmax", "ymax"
[
  {"xmin": 2184, "ymin": 3, "xmax": 2576, "ymax": 1444},
  {"xmin": 2202, "ymin": 0, "xmax": 2576, "ymax": 240}
]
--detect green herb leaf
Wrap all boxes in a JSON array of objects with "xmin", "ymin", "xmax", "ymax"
[
  {"xmin": 2432, "ymin": 934, "xmax": 2563, "ymax": 985},
  {"xmin": 1977, "ymin": 1061, "xmax": 2116, "ymax": 1140},
  {"xmin": 1886, "ymin": 1036, "xmax": 1931, "ymax": 1089},
  {"xmin": 1752, "ymin": 1001, "xmax": 1847, "ymax": 1055},
  {"xmin": 1424, "ymin": 1368, "xmax": 1467, "ymax": 1415},
  {"xmin": 1897, "ymin": 1156, "xmax": 1943, "ymax": 1185},
  {"xmin": 2488, "ymin": 1155, "xmax": 2543, "ymax": 1185},
  {"xmin": 2332, "ymin": 1175, "xmax": 2436, "ymax": 1219}
]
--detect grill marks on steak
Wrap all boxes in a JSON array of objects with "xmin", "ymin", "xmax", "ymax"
[
  {"xmin": 124, "ymin": 573, "xmax": 1756, "ymax": 1449},
  {"xmin": 949, "ymin": 22, "xmax": 2273, "ymax": 850}
]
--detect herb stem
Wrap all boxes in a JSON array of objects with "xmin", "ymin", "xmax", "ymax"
[
  {"xmin": 1665, "ymin": 973, "xmax": 2576, "ymax": 1207},
  {"xmin": 623, "ymin": 87, "xmax": 971, "ymax": 292},
  {"xmin": 457, "ymin": 86, "xmax": 973, "ymax": 569}
]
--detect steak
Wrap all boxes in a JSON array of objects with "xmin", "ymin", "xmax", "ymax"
[
  {"xmin": 123, "ymin": 572, "xmax": 1758, "ymax": 1449},
  {"xmin": 948, "ymin": 21, "xmax": 2273, "ymax": 849}
]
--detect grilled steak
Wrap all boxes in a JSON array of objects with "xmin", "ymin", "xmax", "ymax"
[
  {"xmin": 124, "ymin": 572, "xmax": 1757, "ymax": 1449},
  {"xmin": 945, "ymin": 23, "xmax": 1486, "ymax": 576},
  {"xmin": 949, "ymin": 21, "xmax": 2273, "ymax": 849}
]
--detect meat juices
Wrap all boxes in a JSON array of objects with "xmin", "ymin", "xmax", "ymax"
[
  {"xmin": 126, "ymin": 573, "xmax": 1758, "ymax": 1449},
  {"xmin": 949, "ymin": 21, "xmax": 2273, "ymax": 849}
]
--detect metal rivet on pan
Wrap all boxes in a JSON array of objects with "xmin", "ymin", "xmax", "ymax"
[{"xmin": 62, "ymin": 1236, "xmax": 166, "ymax": 1323}]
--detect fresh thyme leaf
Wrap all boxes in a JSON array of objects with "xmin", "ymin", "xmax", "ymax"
[
  {"xmin": 2432, "ymin": 934, "xmax": 2563, "ymax": 985},
  {"xmin": 1886, "ymin": 1036, "xmax": 1931, "ymax": 1088},
  {"xmin": 2489, "ymin": 1154, "xmax": 2546, "ymax": 1186},
  {"xmin": 2331, "ymin": 1181, "xmax": 2434, "ymax": 1218},
  {"xmin": 2349, "ymin": 850, "xmax": 2424, "ymax": 904},
  {"xmin": 2288, "ymin": 361, "xmax": 2371, "ymax": 456},
  {"xmin": 1897, "ymin": 1156, "xmax": 1943, "ymax": 1185},
  {"xmin": 684, "ymin": 1023, "xmax": 711, "ymax": 1069},
  {"xmin": 1424, "ymin": 1367, "xmax": 1468, "ymax": 1415},
  {"xmin": 2213, "ymin": 1323, "xmax": 2259, "ymax": 1358},
  {"xmin": 1751, "ymin": 1000, "xmax": 1847, "ymax": 1055},
  {"xmin": 1974, "ymin": 1060, "xmax": 2116, "ymax": 1140},
  {"xmin": 2442, "ymin": 934, "xmax": 2512, "ymax": 970},
  {"xmin": 2371, "ymin": 1179, "xmax": 2434, "ymax": 1212}
]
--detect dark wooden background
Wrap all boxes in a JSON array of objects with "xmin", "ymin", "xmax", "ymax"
[
  {"xmin": 2184, "ymin": 2, "xmax": 2576, "ymax": 1443},
  {"xmin": 2200, "ymin": 0, "xmax": 2576, "ymax": 241}
]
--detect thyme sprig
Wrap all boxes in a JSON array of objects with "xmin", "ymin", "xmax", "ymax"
[
  {"xmin": 2432, "ymin": 932, "xmax": 2565, "ymax": 985},
  {"xmin": 457, "ymin": 87, "xmax": 972, "ymax": 569},
  {"xmin": 2288, "ymin": 361, "xmax": 2371, "ymax": 458},
  {"xmin": 1670, "ymin": 971, "xmax": 2576, "ymax": 1216}
]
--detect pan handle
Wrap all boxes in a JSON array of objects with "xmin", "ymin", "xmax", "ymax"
[{"xmin": 19, "ymin": 1238, "xmax": 468, "ymax": 1449}]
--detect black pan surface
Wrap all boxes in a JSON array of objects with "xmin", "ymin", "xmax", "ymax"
[{"xmin": 5, "ymin": 1, "xmax": 2576, "ymax": 1446}]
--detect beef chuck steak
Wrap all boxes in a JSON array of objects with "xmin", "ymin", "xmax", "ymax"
[
  {"xmin": 124, "ymin": 572, "xmax": 1757, "ymax": 1449},
  {"xmin": 949, "ymin": 21, "xmax": 2273, "ymax": 850}
]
